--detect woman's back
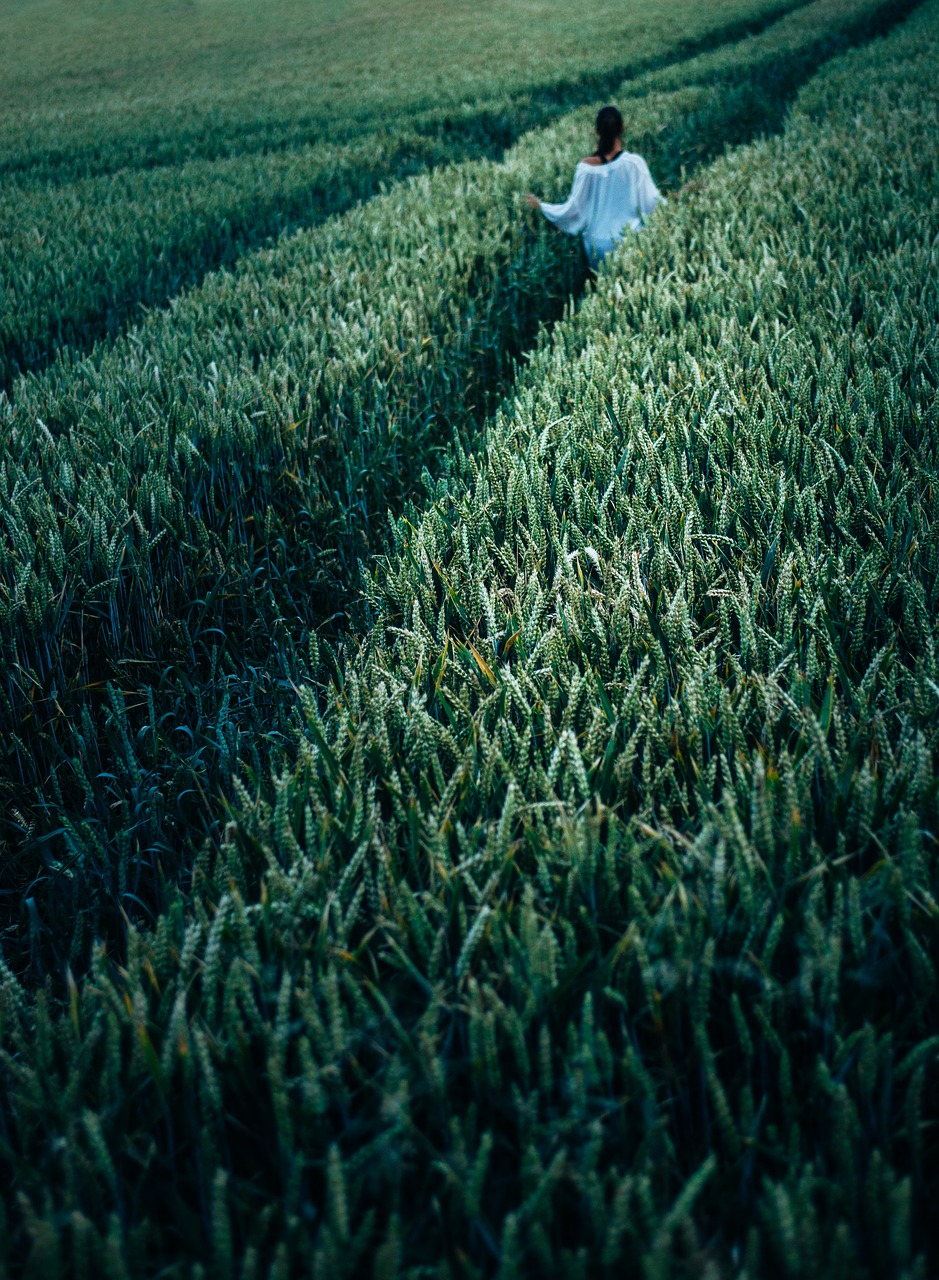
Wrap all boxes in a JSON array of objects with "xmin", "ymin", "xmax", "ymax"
[{"xmin": 538, "ymin": 150, "xmax": 662, "ymax": 266}]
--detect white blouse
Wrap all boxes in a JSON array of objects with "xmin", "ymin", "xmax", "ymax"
[{"xmin": 538, "ymin": 151, "xmax": 663, "ymax": 266}]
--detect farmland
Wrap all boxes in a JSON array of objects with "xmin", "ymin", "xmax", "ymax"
[
  {"xmin": 1, "ymin": 0, "xmax": 938, "ymax": 1276},
  {"xmin": 0, "ymin": 0, "xmax": 805, "ymax": 389}
]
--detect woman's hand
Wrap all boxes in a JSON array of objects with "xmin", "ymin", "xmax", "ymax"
[{"xmin": 526, "ymin": 193, "xmax": 540, "ymax": 210}]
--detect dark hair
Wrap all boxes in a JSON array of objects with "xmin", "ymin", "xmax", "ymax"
[{"xmin": 595, "ymin": 105, "xmax": 624, "ymax": 156}]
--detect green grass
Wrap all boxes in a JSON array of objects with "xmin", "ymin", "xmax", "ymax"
[{"xmin": 0, "ymin": 0, "xmax": 937, "ymax": 1274}]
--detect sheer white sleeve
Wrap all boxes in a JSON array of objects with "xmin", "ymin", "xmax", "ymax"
[
  {"xmin": 636, "ymin": 159, "xmax": 664, "ymax": 220},
  {"xmin": 538, "ymin": 166, "xmax": 592, "ymax": 235}
]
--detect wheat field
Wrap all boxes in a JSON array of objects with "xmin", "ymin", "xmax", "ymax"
[{"xmin": 1, "ymin": 0, "xmax": 937, "ymax": 1275}]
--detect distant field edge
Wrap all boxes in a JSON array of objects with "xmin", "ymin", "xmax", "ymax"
[{"xmin": 1, "ymin": 0, "xmax": 808, "ymax": 186}]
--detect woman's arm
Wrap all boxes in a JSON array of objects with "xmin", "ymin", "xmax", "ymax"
[
  {"xmin": 636, "ymin": 158, "xmax": 664, "ymax": 220},
  {"xmin": 530, "ymin": 166, "xmax": 591, "ymax": 235}
]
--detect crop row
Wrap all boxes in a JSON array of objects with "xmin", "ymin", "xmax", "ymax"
[
  {"xmin": 2, "ymin": 1, "xmax": 938, "ymax": 1273},
  {"xmin": 0, "ymin": 0, "xmax": 919, "ymax": 979}
]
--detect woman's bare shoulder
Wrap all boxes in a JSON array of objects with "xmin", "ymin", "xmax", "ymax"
[{"xmin": 580, "ymin": 155, "xmax": 602, "ymax": 167}]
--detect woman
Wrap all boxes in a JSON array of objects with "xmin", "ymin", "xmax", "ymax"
[{"xmin": 527, "ymin": 105, "xmax": 663, "ymax": 267}]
